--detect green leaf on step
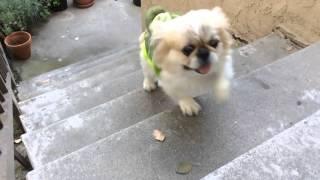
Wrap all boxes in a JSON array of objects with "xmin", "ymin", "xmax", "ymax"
[{"xmin": 176, "ymin": 161, "xmax": 192, "ymax": 174}]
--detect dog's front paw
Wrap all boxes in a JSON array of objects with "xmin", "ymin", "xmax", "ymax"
[
  {"xmin": 214, "ymin": 78, "xmax": 230, "ymax": 103},
  {"xmin": 143, "ymin": 79, "xmax": 157, "ymax": 92},
  {"xmin": 179, "ymin": 98, "xmax": 201, "ymax": 116}
]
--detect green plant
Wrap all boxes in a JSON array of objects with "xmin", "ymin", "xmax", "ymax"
[
  {"xmin": 52, "ymin": 0, "xmax": 62, "ymax": 7},
  {"xmin": 0, "ymin": 0, "xmax": 50, "ymax": 36},
  {"xmin": 40, "ymin": 0, "xmax": 62, "ymax": 8}
]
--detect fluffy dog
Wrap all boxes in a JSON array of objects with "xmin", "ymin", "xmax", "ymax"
[{"xmin": 140, "ymin": 7, "xmax": 233, "ymax": 116}]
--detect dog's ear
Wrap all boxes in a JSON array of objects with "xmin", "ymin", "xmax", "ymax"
[
  {"xmin": 212, "ymin": 7, "xmax": 233, "ymax": 50},
  {"xmin": 212, "ymin": 7, "xmax": 224, "ymax": 15},
  {"xmin": 149, "ymin": 20, "xmax": 167, "ymax": 51},
  {"xmin": 150, "ymin": 36, "xmax": 162, "ymax": 54},
  {"xmin": 149, "ymin": 27, "xmax": 163, "ymax": 51},
  {"xmin": 219, "ymin": 28, "xmax": 233, "ymax": 52},
  {"xmin": 211, "ymin": 7, "xmax": 230, "ymax": 29}
]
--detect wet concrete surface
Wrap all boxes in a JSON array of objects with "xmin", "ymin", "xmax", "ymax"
[{"xmin": 12, "ymin": 0, "xmax": 141, "ymax": 80}]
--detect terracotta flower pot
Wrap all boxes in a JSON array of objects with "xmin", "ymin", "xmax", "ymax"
[
  {"xmin": 4, "ymin": 31, "xmax": 32, "ymax": 60},
  {"xmin": 74, "ymin": 0, "xmax": 95, "ymax": 8}
]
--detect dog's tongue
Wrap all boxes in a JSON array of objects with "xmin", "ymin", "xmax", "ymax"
[{"xmin": 197, "ymin": 64, "xmax": 211, "ymax": 74}]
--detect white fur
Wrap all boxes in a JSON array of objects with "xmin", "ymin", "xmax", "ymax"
[
  {"xmin": 140, "ymin": 8, "xmax": 234, "ymax": 116},
  {"xmin": 140, "ymin": 54, "xmax": 233, "ymax": 115}
]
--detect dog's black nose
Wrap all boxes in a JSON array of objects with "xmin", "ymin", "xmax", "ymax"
[
  {"xmin": 197, "ymin": 47, "xmax": 210, "ymax": 65},
  {"xmin": 197, "ymin": 47, "xmax": 210, "ymax": 60}
]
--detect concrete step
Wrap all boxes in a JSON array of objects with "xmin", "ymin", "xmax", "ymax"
[
  {"xmin": 20, "ymin": 70, "xmax": 143, "ymax": 132},
  {"xmin": 22, "ymin": 89, "xmax": 173, "ymax": 168},
  {"xmin": 201, "ymin": 110, "xmax": 320, "ymax": 180},
  {"xmin": 19, "ymin": 50, "xmax": 141, "ymax": 114},
  {"xmin": 22, "ymin": 34, "xmax": 296, "ymax": 168},
  {"xmin": 26, "ymin": 42, "xmax": 320, "ymax": 180},
  {"xmin": 17, "ymin": 45, "xmax": 138, "ymax": 101}
]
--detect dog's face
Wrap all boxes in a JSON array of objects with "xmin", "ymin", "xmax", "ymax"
[{"xmin": 150, "ymin": 7, "xmax": 232, "ymax": 75}]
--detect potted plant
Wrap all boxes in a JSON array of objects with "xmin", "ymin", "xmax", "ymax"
[
  {"xmin": 74, "ymin": 0, "xmax": 95, "ymax": 8},
  {"xmin": 0, "ymin": 0, "xmax": 50, "ymax": 60},
  {"xmin": 49, "ymin": 0, "xmax": 68, "ymax": 12}
]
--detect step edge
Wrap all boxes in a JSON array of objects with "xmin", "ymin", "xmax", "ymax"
[
  {"xmin": 18, "ymin": 44, "xmax": 138, "ymax": 87},
  {"xmin": 19, "ymin": 70, "xmax": 143, "ymax": 131},
  {"xmin": 18, "ymin": 57, "xmax": 141, "ymax": 105}
]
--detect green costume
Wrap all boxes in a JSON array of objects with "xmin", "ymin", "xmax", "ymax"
[{"xmin": 141, "ymin": 7, "xmax": 178, "ymax": 76}]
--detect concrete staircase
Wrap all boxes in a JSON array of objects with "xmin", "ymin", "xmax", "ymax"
[{"xmin": 17, "ymin": 33, "xmax": 320, "ymax": 179}]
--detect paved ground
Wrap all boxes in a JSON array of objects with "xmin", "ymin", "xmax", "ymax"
[{"xmin": 12, "ymin": 0, "xmax": 141, "ymax": 81}]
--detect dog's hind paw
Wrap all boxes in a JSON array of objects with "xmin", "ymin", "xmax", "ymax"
[
  {"xmin": 143, "ymin": 79, "xmax": 157, "ymax": 92},
  {"xmin": 179, "ymin": 98, "xmax": 201, "ymax": 116}
]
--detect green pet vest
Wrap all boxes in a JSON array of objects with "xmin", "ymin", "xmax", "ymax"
[{"xmin": 141, "ymin": 12, "xmax": 178, "ymax": 76}]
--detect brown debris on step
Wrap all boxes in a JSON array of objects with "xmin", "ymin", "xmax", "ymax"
[{"xmin": 152, "ymin": 129, "xmax": 166, "ymax": 142}]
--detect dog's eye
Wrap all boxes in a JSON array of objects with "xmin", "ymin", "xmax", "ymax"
[
  {"xmin": 209, "ymin": 39, "xmax": 219, "ymax": 48},
  {"xmin": 182, "ymin": 45, "xmax": 195, "ymax": 56}
]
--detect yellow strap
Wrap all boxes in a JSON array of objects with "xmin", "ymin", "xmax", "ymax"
[{"xmin": 141, "ymin": 38, "xmax": 161, "ymax": 76}]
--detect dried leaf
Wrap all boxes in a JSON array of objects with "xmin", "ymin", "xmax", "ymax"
[
  {"xmin": 176, "ymin": 161, "xmax": 192, "ymax": 174},
  {"xmin": 14, "ymin": 138, "xmax": 22, "ymax": 144},
  {"xmin": 152, "ymin": 129, "xmax": 165, "ymax": 142}
]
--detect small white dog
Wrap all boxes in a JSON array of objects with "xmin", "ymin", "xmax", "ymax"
[{"xmin": 140, "ymin": 7, "xmax": 234, "ymax": 116}]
